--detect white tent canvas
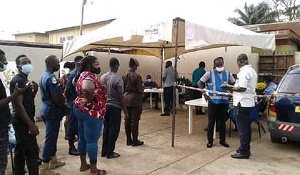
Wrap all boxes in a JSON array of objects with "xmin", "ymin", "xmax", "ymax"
[{"xmin": 63, "ymin": 17, "xmax": 276, "ymax": 59}]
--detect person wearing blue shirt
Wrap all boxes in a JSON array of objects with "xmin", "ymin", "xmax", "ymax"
[
  {"xmin": 259, "ymin": 75, "xmax": 277, "ymax": 115},
  {"xmin": 64, "ymin": 56, "xmax": 83, "ymax": 156},
  {"xmin": 39, "ymin": 55, "xmax": 67, "ymax": 175}
]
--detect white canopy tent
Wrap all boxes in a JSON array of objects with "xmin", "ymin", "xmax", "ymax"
[
  {"xmin": 63, "ymin": 17, "xmax": 275, "ymax": 58},
  {"xmin": 63, "ymin": 16, "xmax": 276, "ymax": 147}
]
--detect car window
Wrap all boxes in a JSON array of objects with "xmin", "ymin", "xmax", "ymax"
[{"xmin": 278, "ymin": 74, "xmax": 300, "ymax": 93}]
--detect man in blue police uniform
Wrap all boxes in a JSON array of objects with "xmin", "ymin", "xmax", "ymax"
[
  {"xmin": 64, "ymin": 56, "xmax": 83, "ymax": 156},
  {"xmin": 198, "ymin": 57, "xmax": 235, "ymax": 148},
  {"xmin": 39, "ymin": 55, "xmax": 66, "ymax": 175}
]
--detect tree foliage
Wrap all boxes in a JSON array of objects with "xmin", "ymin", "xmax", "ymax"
[
  {"xmin": 271, "ymin": 0, "xmax": 300, "ymax": 21},
  {"xmin": 228, "ymin": 0, "xmax": 300, "ymax": 25},
  {"xmin": 228, "ymin": 2, "xmax": 278, "ymax": 26}
]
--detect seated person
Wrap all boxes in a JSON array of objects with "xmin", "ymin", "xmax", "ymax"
[
  {"xmin": 259, "ymin": 75, "xmax": 277, "ymax": 114},
  {"xmin": 143, "ymin": 75, "xmax": 159, "ymax": 110}
]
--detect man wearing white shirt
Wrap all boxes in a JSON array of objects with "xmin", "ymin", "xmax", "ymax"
[{"xmin": 223, "ymin": 53, "xmax": 257, "ymax": 159}]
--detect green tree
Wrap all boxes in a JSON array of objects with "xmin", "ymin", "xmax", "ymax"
[
  {"xmin": 228, "ymin": 2, "xmax": 278, "ymax": 26},
  {"xmin": 271, "ymin": 0, "xmax": 300, "ymax": 21}
]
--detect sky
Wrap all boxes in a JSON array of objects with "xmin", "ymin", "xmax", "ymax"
[{"xmin": 0, "ymin": 0, "xmax": 265, "ymax": 40}]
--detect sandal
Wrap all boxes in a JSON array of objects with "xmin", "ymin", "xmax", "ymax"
[
  {"xmin": 89, "ymin": 169, "xmax": 107, "ymax": 175},
  {"xmin": 79, "ymin": 164, "xmax": 90, "ymax": 172},
  {"xmin": 107, "ymin": 152, "xmax": 120, "ymax": 159}
]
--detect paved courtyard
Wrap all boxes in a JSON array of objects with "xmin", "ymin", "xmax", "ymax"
[{"xmin": 6, "ymin": 107, "xmax": 300, "ymax": 175}]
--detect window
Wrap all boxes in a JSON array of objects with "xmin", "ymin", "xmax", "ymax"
[
  {"xmin": 67, "ymin": 36, "xmax": 73, "ymax": 40},
  {"xmin": 59, "ymin": 37, "xmax": 66, "ymax": 43}
]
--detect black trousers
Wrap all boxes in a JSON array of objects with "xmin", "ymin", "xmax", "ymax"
[
  {"xmin": 125, "ymin": 106, "xmax": 142, "ymax": 142},
  {"xmin": 13, "ymin": 122, "xmax": 39, "ymax": 175},
  {"xmin": 235, "ymin": 104, "xmax": 253, "ymax": 155},
  {"xmin": 101, "ymin": 105, "xmax": 122, "ymax": 157},
  {"xmin": 163, "ymin": 86, "xmax": 173, "ymax": 114},
  {"xmin": 0, "ymin": 128, "xmax": 8, "ymax": 175},
  {"xmin": 207, "ymin": 102, "xmax": 228, "ymax": 143}
]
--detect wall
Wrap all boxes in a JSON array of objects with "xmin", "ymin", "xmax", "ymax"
[
  {"xmin": 0, "ymin": 44, "xmax": 63, "ymax": 116},
  {"xmin": 173, "ymin": 46, "xmax": 258, "ymax": 79},
  {"xmin": 1, "ymin": 43, "xmax": 256, "ymax": 118},
  {"xmin": 15, "ymin": 34, "xmax": 49, "ymax": 43},
  {"xmin": 295, "ymin": 52, "xmax": 300, "ymax": 64}
]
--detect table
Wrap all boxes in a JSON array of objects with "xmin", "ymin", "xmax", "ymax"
[
  {"xmin": 184, "ymin": 98, "xmax": 208, "ymax": 134},
  {"xmin": 143, "ymin": 88, "xmax": 164, "ymax": 113}
]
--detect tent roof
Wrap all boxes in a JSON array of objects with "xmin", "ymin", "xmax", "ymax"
[{"xmin": 63, "ymin": 17, "xmax": 276, "ymax": 58}]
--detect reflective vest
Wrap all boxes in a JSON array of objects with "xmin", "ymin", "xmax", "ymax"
[{"xmin": 207, "ymin": 69, "xmax": 230, "ymax": 104}]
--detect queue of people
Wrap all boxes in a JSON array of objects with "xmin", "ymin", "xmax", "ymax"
[{"xmin": 0, "ymin": 48, "xmax": 277, "ymax": 175}]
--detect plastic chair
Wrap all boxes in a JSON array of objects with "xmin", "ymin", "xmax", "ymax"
[
  {"xmin": 228, "ymin": 108, "xmax": 237, "ymax": 138},
  {"xmin": 250, "ymin": 100, "xmax": 266, "ymax": 138},
  {"xmin": 228, "ymin": 101, "xmax": 266, "ymax": 138}
]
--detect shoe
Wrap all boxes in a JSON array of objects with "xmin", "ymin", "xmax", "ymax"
[
  {"xmin": 132, "ymin": 140, "xmax": 144, "ymax": 146},
  {"xmin": 231, "ymin": 153, "xmax": 250, "ymax": 159},
  {"xmin": 49, "ymin": 156, "xmax": 65, "ymax": 169},
  {"xmin": 40, "ymin": 163, "xmax": 60, "ymax": 175},
  {"xmin": 160, "ymin": 113, "xmax": 170, "ymax": 116},
  {"xmin": 206, "ymin": 143, "xmax": 213, "ymax": 148},
  {"xmin": 236, "ymin": 150, "xmax": 251, "ymax": 156},
  {"xmin": 69, "ymin": 148, "xmax": 80, "ymax": 156},
  {"xmin": 126, "ymin": 139, "xmax": 133, "ymax": 146},
  {"xmin": 220, "ymin": 142, "xmax": 229, "ymax": 147},
  {"xmin": 107, "ymin": 152, "xmax": 120, "ymax": 159},
  {"xmin": 101, "ymin": 152, "xmax": 106, "ymax": 157},
  {"xmin": 197, "ymin": 111, "xmax": 206, "ymax": 115},
  {"xmin": 204, "ymin": 127, "xmax": 208, "ymax": 131}
]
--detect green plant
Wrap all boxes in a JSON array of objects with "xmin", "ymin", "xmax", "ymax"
[{"xmin": 176, "ymin": 76, "xmax": 193, "ymax": 101}]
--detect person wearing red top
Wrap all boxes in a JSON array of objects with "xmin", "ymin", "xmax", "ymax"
[{"xmin": 73, "ymin": 56, "xmax": 107, "ymax": 175}]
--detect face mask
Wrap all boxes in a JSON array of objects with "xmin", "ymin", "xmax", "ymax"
[
  {"xmin": 0, "ymin": 64, "xmax": 7, "ymax": 72},
  {"xmin": 91, "ymin": 67, "xmax": 101, "ymax": 74},
  {"xmin": 147, "ymin": 79, "xmax": 152, "ymax": 82},
  {"xmin": 21, "ymin": 64, "xmax": 33, "ymax": 74},
  {"xmin": 216, "ymin": 67, "xmax": 224, "ymax": 72}
]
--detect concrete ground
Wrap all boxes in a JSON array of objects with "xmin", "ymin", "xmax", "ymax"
[{"xmin": 6, "ymin": 106, "xmax": 300, "ymax": 175}]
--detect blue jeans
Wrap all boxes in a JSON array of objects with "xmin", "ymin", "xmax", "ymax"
[
  {"xmin": 75, "ymin": 107, "xmax": 103, "ymax": 164},
  {"xmin": 235, "ymin": 104, "xmax": 253, "ymax": 155}
]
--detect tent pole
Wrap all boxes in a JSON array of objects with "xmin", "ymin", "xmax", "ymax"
[
  {"xmin": 172, "ymin": 18, "xmax": 180, "ymax": 147},
  {"xmin": 79, "ymin": 0, "xmax": 85, "ymax": 36},
  {"xmin": 161, "ymin": 48, "xmax": 164, "ymax": 88}
]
